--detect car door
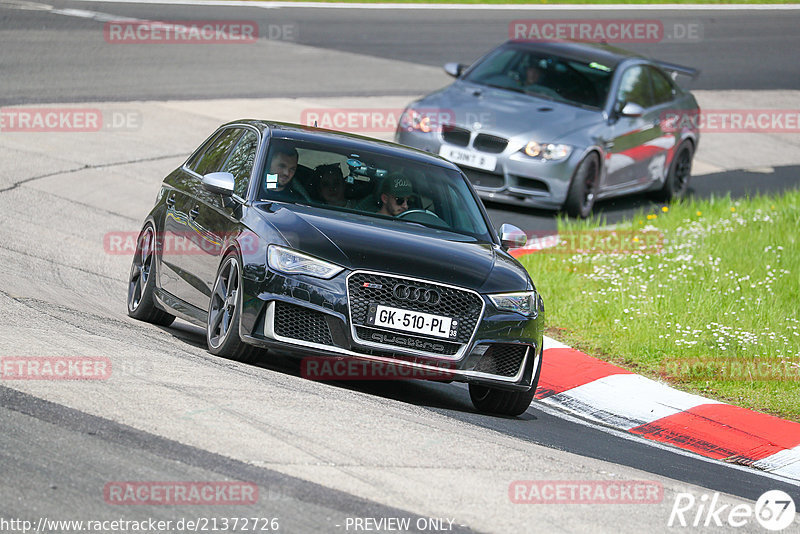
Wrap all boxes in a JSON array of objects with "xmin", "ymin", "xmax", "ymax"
[
  {"xmin": 644, "ymin": 66, "xmax": 682, "ymax": 185},
  {"xmin": 604, "ymin": 65, "xmax": 661, "ymax": 189},
  {"xmin": 158, "ymin": 129, "xmax": 228, "ymax": 299},
  {"xmin": 168, "ymin": 127, "xmax": 245, "ymax": 310},
  {"xmin": 184, "ymin": 127, "xmax": 260, "ymax": 312}
]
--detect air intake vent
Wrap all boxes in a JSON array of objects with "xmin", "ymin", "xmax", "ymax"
[
  {"xmin": 274, "ymin": 302, "xmax": 334, "ymax": 346},
  {"xmin": 473, "ymin": 344, "xmax": 527, "ymax": 377}
]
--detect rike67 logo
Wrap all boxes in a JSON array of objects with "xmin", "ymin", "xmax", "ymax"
[{"xmin": 669, "ymin": 490, "xmax": 796, "ymax": 531}]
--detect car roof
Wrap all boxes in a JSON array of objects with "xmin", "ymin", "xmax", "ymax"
[
  {"xmin": 501, "ymin": 40, "xmax": 645, "ymax": 69},
  {"xmin": 223, "ymin": 120, "xmax": 460, "ymax": 170}
]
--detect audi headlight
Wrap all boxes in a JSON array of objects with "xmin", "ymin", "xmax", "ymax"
[
  {"xmin": 523, "ymin": 141, "xmax": 572, "ymax": 161},
  {"xmin": 267, "ymin": 246, "xmax": 343, "ymax": 279},
  {"xmin": 489, "ymin": 291, "xmax": 538, "ymax": 317}
]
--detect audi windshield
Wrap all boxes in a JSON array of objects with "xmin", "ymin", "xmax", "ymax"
[{"xmin": 260, "ymin": 138, "xmax": 495, "ymax": 242}]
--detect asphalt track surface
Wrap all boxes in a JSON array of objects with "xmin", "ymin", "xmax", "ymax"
[
  {"xmin": 1, "ymin": 0, "xmax": 800, "ymax": 105},
  {"xmin": 1, "ymin": 2, "xmax": 800, "ymax": 533}
]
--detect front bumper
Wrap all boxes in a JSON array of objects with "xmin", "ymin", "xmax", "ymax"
[
  {"xmin": 396, "ymin": 128, "xmax": 580, "ymax": 211},
  {"xmin": 238, "ymin": 268, "xmax": 544, "ymax": 392}
]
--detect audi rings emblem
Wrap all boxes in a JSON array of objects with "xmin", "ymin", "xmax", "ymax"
[{"xmin": 393, "ymin": 284, "xmax": 441, "ymax": 305}]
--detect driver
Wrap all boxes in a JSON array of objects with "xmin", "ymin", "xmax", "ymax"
[
  {"xmin": 525, "ymin": 65, "xmax": 542, "ymax": 85},
  {"xmin": 378, "ymin": 174, "xmax": 413, "ymax": 217},
  {"xmin": 263, "ymin": 144, "xmax": 310, "ymax": 201}
]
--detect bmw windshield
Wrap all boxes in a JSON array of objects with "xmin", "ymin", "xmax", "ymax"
[
  {"xmin": 259, "ymin": 138, "xmax": 495, "ymax": 243},
  {"xmin": 463, "ymin": 45, "xmax": 615, "ymax": 109}
]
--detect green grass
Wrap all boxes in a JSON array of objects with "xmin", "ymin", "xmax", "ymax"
[{"xmin": 518, "ymin": 190, "xmax": 800, "ymax": 421}]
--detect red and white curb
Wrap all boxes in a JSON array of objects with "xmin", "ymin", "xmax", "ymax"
[{"xmin": 537, "ymin": 336, "xmax": 800, "ymax": 483}]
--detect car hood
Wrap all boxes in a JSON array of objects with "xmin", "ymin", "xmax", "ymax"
[
  {"xmin": 255, "ymin": 204, "xmax": 530, "ymax": 293},
  {"xmin": 418, "ymin": 81, "xmax": 603, "ymax": 141}
]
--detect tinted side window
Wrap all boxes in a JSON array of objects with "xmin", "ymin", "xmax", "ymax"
[
  {"xmin": 617, "ymin": 66, "xmax": 654, "ymax": 109},
  {"xmin": 649, "ymin": 67, "xmax": 676, "ymax": 104},
  {"xmin": 220, "ymin": 129, "xmax": 259, "ymax": 198},
  {"xmin": 193, "ymin": 128, "xmax": 243, "ymax": 176},
  {"xmin": 186, "ymin": 131, "xmax": 223, "ymax": 171}
]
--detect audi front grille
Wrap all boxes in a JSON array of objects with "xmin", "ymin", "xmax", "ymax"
[{"xmin": 346, "ymin": 271, "xmax": 484, "ymax": 359}]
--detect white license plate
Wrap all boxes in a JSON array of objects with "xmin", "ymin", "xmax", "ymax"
[
  {"xmin": 439, "ymin": 145, "xmax": 497, "ymax": 172},
  {"xmin": 368, "ymin": 304, "xmax": 457, "ymax": 340}
]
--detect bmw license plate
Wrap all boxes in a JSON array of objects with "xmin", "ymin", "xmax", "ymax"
[
  {"xmin": 439, "ymin": 145, "xmax": 497, "ymax": 172},
  {"xmin": 367, "ymin": 304, "xmax": 457, "ymax": 339}
]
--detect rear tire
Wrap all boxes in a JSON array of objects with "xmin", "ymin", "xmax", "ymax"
[
  {"xmin": 563, "ymin": 153, "xmax": 600, "ymax": 219},
  {"xmin": 469, "ymin": 348, "xmax": 543, "ymax": 416},
  {"xmin": 655, "ymin": 142, "xmax": 693, "ymax": 202},
  {"xmin": 207, "ymin": 252, "xmax": 260, "ymax": 363},
  {"xmin": 127, "ymin": 224, "xmax": 175, "ymax": 327}
]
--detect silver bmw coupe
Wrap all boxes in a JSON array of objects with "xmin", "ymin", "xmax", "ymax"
[{"xmin": 396, "ymin": 40, "xmax": 700, "ymax": 217}]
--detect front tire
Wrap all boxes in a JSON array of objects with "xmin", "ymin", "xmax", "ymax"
[
  {"xmin": 469, "ymin": 349, "xmax": 543, "ymax": 416},
  {"xmin": 127, "ymin": 224, "xmax": 175, "ymax": 327},
  {"xmin": 207, "ymin": 252, "xmax": 260, "ymax": 363},
  {"xmin": 563, "ymin": 153, "xmax": 600, "ymax": 219}
]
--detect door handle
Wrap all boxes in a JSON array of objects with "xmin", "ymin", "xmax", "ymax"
[
  {"xmin": 166, "ymin": 194, "xmax": 176, "ymax": 208},
  {"xmin": 189, "ymin": 205, "xmax": 200, "ymax": 220}
]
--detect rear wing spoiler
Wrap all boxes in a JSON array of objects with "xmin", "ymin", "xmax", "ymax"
[{"xmin": 655, "ymin": 60, "xmax": 700, "ymax": 80}]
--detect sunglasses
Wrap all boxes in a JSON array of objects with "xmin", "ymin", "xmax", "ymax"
[{"xmin": 394, "ymin": 196, "xmax": 410, "ymax": 205}]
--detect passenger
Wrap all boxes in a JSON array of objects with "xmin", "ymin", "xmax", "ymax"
[
  {"xmin": 316, "ymin": 164, "xmax": 351, "ymax": 208},
  {"xmin": 263, "ymin": 145, "xmax": 309, "ymax": 201},
  {"xmin": 378, "ymin": 174, "xmax": 414, "ymax": 217}
]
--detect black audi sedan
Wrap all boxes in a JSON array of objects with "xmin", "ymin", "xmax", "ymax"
[{"xmin": 127, "ymin": 121, "xmax": 545, "ymax": 416}]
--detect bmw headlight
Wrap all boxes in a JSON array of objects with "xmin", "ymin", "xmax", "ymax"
[
  {"xmin": 489, "ymin": 291, "xmax": 538, "ymax": 317},
  {"xmin": 523, "ymin": 141, "xmax": 572, "ymax": 161},
  {"xmin": 400, "ymin": 108, "xmax": 434, "ymax": 133},
  {"xmin": 267, "ymin": 245, "xmax": 344, "ymax": 279}
]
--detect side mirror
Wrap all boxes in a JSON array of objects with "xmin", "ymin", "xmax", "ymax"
[
  {"xmin": 444, "ymin": 62, "xmax": 467, "ymax": 78},
  {"xmin": 499, "ymin": 223, "xmax": 527, "ymax": 249},
  {"xmin": 202, "ymin": 172, "xmax": 235, "ymax": 196},
  {"xmin": 619, "ymin": 102, "xmax": 645, "ymax": 118}
]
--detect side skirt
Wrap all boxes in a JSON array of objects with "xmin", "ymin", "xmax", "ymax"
[{"xmin": 153, "ymin": 288, "xmax": 206, "ymax": 326}]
